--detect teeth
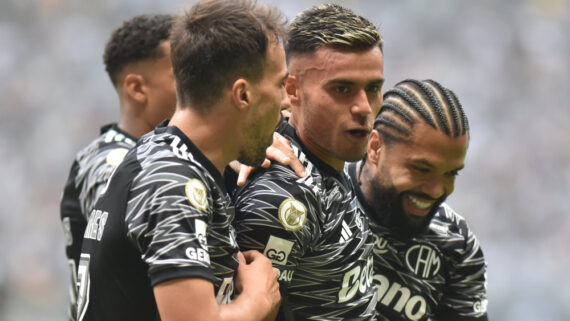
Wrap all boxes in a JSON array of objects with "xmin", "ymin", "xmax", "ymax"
[{"xmin": 408, "ymin": 195, "xmax": 432, "ymax": 209}]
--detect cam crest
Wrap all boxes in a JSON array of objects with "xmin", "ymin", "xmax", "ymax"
[
  {"xmin": 185, "ymin": 179, "xmax": 208, "ymax": 211},
  {"xmin": 278, "ymin": 198, "xmax": 307, "ymax": 231}
]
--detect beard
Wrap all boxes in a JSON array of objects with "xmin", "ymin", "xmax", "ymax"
[
  {"xmin": 237, "ymin": 133, "xmax": 272, "ymax": 167},
  {"xmin": 237, "ymin": 120, "xmax": 276, "ymax": 167},
  {"xmin": 367, "ymin": 178, "xmax": 446, "ymax": 239}
]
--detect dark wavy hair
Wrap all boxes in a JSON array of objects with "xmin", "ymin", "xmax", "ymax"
[
  {"xmin": 103, "ymin": 14, "xmax": 174, "ymax": 86},
  {"xmin": 170, "ymin": 0, "xmax": 287, "ymax": 110}
]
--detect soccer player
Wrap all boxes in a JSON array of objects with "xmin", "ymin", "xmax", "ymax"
[
  {"xmin": 59, "ymin": 14, "xmax": 176, "ymax": 321},
  {"xmin": 346, "ymin": 79, "xmax": 489, "ymax": 321},
  {"xmin": 232, "ymin": 4, "xmax": 384, "ymax": 320},
  {"xmin": 75, "ymin": 1, "xmax": 287, "ymax": 320}
]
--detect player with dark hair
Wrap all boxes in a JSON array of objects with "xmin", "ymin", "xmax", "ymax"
[
  {"xmin": 75, "ymin": 0, "xmax": 288, "ymax": 320},
  {"xmin": 232, "ymin": 4, "xmax": 384, "ymax": 320},
  {"xmin": 346, "ymin": 79, "xmax": 489, "ymax": 320},
  {"xmin": 59, "ymin": 13, "xmax": 175, "ymax": 321}
]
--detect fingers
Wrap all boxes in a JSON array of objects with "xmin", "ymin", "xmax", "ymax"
[
  {"xmin": 237, "ymin": 251, "xmax": 246, "ymax": 266},
  {"xmin": 260, "ymin": 158, "xmax": 271, "ymax": 168},
  {"xmin": 288, "ymin": 156, "xmax": 307, "ymax": 178},
  {"xmin": 237, "ymin": 165, "xmax": 255, "ymax": 187},
  {"xmin": 240, "ymin": 250, "xmax": 262, "ymax": 264},
  {"xmin": 265, "ymin": 146, "xmax": 290, "ymax": 165}
]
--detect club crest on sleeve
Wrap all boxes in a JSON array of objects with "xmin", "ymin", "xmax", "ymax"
[
  {"xmin": 278, "ymin": 198, "xmax": 307, "ymax": 231},
  {"xmin": 185, "ymin": 179, "xmax": 208, "ymax": 211},
  {"xmin": 106, "ymin": 148, "xmax": 129, "ymax": 166}
]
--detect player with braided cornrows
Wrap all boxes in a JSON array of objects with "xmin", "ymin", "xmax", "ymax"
[
  {"xmin": 346, "ymin": 79, "xmax": 489, "ymax": 321},
  {"xmin": 233, "ymin": 4, "xmax": 384, "ymax": 320}
]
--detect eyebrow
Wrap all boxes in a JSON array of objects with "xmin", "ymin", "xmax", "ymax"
[
  {"xmin": 411, "ymin": 158, "xmax": 464, "ymax": 172},
  {"xmin": 328, "ymin": 78, "xmax": 385, "ymax": 86}
]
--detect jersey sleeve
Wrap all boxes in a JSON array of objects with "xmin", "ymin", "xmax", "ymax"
[
  {"xmin": 233, "ymin": 167, "xmax": 321, "ymax": 286},
  {"xmin": 436, "ymin": 217, "xmax": 489, "ymax": 321},
  {"xmin": 125, "ymin": 158, "xmax": 218, "ymax": 286}
]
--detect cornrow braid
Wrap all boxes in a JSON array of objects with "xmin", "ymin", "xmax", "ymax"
[{"xmin": 374, "ymin": 79, "xmax": 469, "ymax": 144}]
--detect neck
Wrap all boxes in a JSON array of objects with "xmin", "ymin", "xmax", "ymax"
[
  {"xmin": 356, "ymin": 160, "xmax": 374, "ymax": 205},
  {"xmin": 117, "ymin": 116, "xmax": 152, "ymax": 139},
  {"xmin": 289, "ymin": 117, "xmax": 345, "ymax": 171},
  {"xmin": 168, "ymin": 105, "xmax": 239, "ymax": 174}
]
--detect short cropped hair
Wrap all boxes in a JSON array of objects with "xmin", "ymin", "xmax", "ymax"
[
  {"xmin": 170, "ymin": 0, "xmax": 287, "ymax": 110},
  {"xmin": 103, "ymin": 14, "xmax": 174, "ymax": 87},
  {"xmin": 286, "ymin": 4, "xmax": 383, "ymax": 60}
]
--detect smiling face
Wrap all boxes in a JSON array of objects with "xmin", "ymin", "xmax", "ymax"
[
  {"xmin": 365, "ymin": 122, "xmax": 468, "ymax": 236},
  {"xmin": 287, "ymin": 46, "xmax": 384, "ymax": 170}
]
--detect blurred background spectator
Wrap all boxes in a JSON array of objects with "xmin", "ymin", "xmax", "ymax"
[{"xmin": 0, "ymin": 0, "xmax": 568, "ymax": 320}]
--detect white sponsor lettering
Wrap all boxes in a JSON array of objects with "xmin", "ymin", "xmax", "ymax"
[
  {"xmin": 195, "ymin": 219, "xmax": 208, "ymax": 250},
  {"xmin": 84, "ymin": 209, "xmax": 108, "ymax": 241},
  {"xmin": 338, "ymin": 256, "xmax": 373, "ymax": 303},
  {"xmin": 185, "ymin": 247, "xmax": 210, "ymax": 264},
  {"xmin": 373, "ymin": 274, "xmax": 427, "ymax": 321},
  {"xmin": 277, "ymin": 269, "xmax": 295, "ymax": 282},
  {"xmin": 373, "ymin": 234, "xmax": 389, "ymax": 255},
  {"xmin": 264, "ymin": 236, "xmax": 294, "ymax": 266},
  {"xmin": 473, "ymin": 299, "xmax": 488, "ymax": 313}
]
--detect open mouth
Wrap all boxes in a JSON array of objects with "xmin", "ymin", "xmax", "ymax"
[
  {"xmin": 348, "ymin": 129, "xmax": 369, "ymax": 139},
  {"xmin": 408, "ymin": 195, "xmax": 432, "ymax": 210}
]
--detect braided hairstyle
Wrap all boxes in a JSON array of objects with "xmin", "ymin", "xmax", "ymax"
[{"xmin": 374, "ymin": 79, "xmax": 469, "ymax": 144}]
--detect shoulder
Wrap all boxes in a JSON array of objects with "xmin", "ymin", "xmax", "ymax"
[
  {"xmin": 235, "ymin": 163, "xmax": 320, "ymax": 206},
  {"xmin": 430, "ymin": 203, "xmax": 474, "ymax": 239}
]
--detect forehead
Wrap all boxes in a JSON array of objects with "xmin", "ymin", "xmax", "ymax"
[
  {"xmin": 263, "ymin": 42, "xmax": 287, "ymax": 77},
  {"xmin": 390, "ymin": 122, "xmax": 469, "ymax": 167},
  {"xmin": 289, "ymin": 46, "xmax": 383, "ymax": 83}
]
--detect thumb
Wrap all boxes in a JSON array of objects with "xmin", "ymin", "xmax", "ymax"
[{"xmin": 237, "ymin": 251, "xmax": 246, "ymax": 266}]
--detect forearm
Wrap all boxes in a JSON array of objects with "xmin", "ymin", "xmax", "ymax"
[{"xmin": 219, "ymin": 291, "xmax": 279, "ymax": 321}]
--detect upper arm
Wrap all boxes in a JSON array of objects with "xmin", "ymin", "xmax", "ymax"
[
  {"xmin": 233, "ymin": 174, "xmax": 319, "ymax": 283},
  {"xmin": 126, "ymin": 161, "xmax": 220, "ymax": 286},
  {"xmin": 438, "ymin": 219, "xmax": 488, "ymax": 320},
  {"xmin": 154, "ymin": 278, "xmax": 221, "ymax": 321}
]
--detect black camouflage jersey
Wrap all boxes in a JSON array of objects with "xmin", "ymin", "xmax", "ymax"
[
  {"xmin": 347, "ymin": 162, "xmax": 488, "ymax": 321},
  {"xmin": 60, "ymin": 124, "xmax": 136, "ymax": 321},
  {"xmin": 77, "ymin": 123, "xmax": 239, "ymax": 321},
  {"xmin": 232, "ymin": 123, "xmax": 377, "ymax": 321}
]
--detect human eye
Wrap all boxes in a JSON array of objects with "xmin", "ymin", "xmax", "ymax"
[
  {"xmin": 446, "ymin": 170, "xmax": 460, "ymax": 177},
  {"xmin": 411, "ymin": 165, "xmax": 430, "ymax": 174},
  {"xmin": 366, "ymin": 84, "xmax": 381, "ymax": 94},
  {"xmin": 335, "ymin": 86, "xmax": 350, "ymax": 94}
]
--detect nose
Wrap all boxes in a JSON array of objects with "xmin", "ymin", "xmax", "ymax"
[
  {"xmin": 350, "ymin": 89, "xmax": 373, "ymax": 116},
  {"xmin": 420, "ymin": 176, "xmax": 448, "ymax": 200}
]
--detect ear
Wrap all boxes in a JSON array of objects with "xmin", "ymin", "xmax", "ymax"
[
  {"xmin": 367, "ymin": 130, "xmax": 384, "ymax": 165},
  {"xmin": 230, "ymin": 78, "xmax": 249, "ymax": 111},
  {"xmin": 123, "ymin": 73, "xmax": 147, "ymax": 104},
  {"xmin": 284, "ymin": 75, "xmax": 299, "ymax": 107}
]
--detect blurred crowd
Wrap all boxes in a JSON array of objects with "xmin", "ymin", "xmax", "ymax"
[{"xmin": 0, "ymin": 0, "xmax": 568, "ymax": 320}]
